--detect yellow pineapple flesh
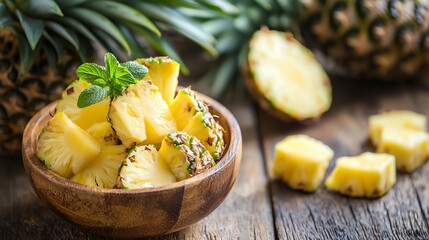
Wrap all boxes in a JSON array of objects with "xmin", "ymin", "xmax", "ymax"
[
  {"xmin": 71, "ymin": 145, "xmax": 126, "ymax": 188},
  {"xmin": 325, "ymin": 152, "xmax": 396, "ymax": 198},
  {"xmin": 137, "ymin": 57, "xmax": 180, "ymax": 104},
  {"xmin": 116, "ymin": 145, "xmax": 176, "ymax": 189},
  {"xmin": 272, "ymin": 134, "xmax": 333, "ymax": 192},
  {"xmin": 85, "ymin": 121, "xmax": 118, "ymax": 145},
  {"xmin": 37, "ymin": 112, "xmax": 101, "ymax": 178},
  {"xmin": 169, "ymin": 87, "xmax": 206, "ymax": 130},
  {"xmin": 56, "ymin": 80, "xmax": 110, "ymax": 130},
  {"xmin": 377, "ymin": 126, "xmax": 429, "ymax": 172},
  {"xmin": 158, "ymin": 131, "xmax": 215, "ymax": 181},
  {"xmin": 369, "ymin": 110, "xmax": 427, "ymax": 146}
]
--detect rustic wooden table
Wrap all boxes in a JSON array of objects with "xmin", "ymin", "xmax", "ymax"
[{"xmin": 2, "ymin": 77, "xmax": 429, "ymax": 239}]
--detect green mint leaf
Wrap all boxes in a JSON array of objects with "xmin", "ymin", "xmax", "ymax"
[
  {"xmin": 104, "ymin": 52, "xmax": 119, "ymax": 80},
  {"xmin": 76, "ymin": 63, "xmax": 106, "ymax": 83},
  {"xmin": 116, "ymin": 65, "xmax": 138, "ymax": 85},
  {"xmin": 77, "ymin": 85, "xmax": 109, "ymax": 108},
  {"xmin": 92, "ymin": 78, "xmax": 107, "ymax": 86},
  {"xmin": 122, "ymin": 61, "xmax": 148, "ymax": 80}
]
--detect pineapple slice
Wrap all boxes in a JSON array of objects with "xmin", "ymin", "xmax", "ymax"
[
  {"xmin": 109, "ymin": 89, "xmax": 146, "ymax": 147},
  {"xmin": 37, "ymin": 112, "xmax": 101, "ymax": 178},
  {"xmin": 137, "ymin": 56, "xmax": 180, "ymax": 103},
  {"xmin": 71, "ymin": 145, "xmax": 126, "ymax": 188},
  {"xmin": 246, "ymin": 28, "xmax": 332, "ymax": 121},
  {"xmin": 109, "ymin": 80, "xmax": 177, "ymax": 147},
  {"xmin": 85, "ymin": 121, "xmax": 117, "ymax": 145},
  {"xmin": 272, "ymin": 135, "xmax": 334, "ymax": 192},
  {"xmin": 182, "ymin": 111, "xmax": 225, "ymax": 162},
  {"xmin": 169, "ymin": 87, "xmax": 206, "ymax": 130},
  {"xmin": 116, "ymin": 145, "xmax": 176, "ymax": 189},
  {"xmin": 377, "ymin": 126, "xmax": 429, "ymax": 172},
  {"xmin": 369, "ymin": 110, "xmax": 426, "ymax": 146},
  {"xmin": 56, "ymin": 80, "xmax": 109, "ymax": 130},
  {"xmin": 158, "ymin": 132, "xmax": 215, "ymax": 181},
  {"xmin": 325, "ymin": 152, "xmax": 396, "ymax": 198}
]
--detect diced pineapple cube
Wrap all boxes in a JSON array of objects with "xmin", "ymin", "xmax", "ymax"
[
  {"xmin": 169, "ymin": 88, "xmax": 206, "ymax": 130},
  {"xmin": 325, "ymin": 152, "xmax": 396, "ymax": 198},
  {"xmin": 37, "ymin": 112, "xmax": 101, "ymax": 178},
  {"xmin": 272, "ymin": 135, "xmax": 334, "ymax": 192},
  {"xmin": 377, "ymin": 127, "xmax": 429, "ymax": 172},
  {"xmin": 369, "ymin": 110, "xmax": 426, "ymax": 146},
  {"xmin": 86, "ymin": 121, "xmax": 117, "ymax": 145}
]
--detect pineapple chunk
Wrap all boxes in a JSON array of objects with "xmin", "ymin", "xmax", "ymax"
[
  {"xmin": 109, "ymin": 80, "xmax": 177, "ymax": 146},
  {"xmin": 56, "ymin": 80, "xmax": 109, "ymax": 130},
  {"xmin": 272, "ymin": 135, "xmax": 333, "ymax": 192},
  {"xmin": 158, "ymin": 132, "xmax": 215, "ymax": 181},
  {"xmin": 37, "ymin": 112, "xmax": 101, "ymax": 178},
  {"xmin": 109, "ymin": 90, "xmax": 146, "ymax": 147},
  {"xmin": 377, "ymin": 127, "xmax": 429, "ymax": 172},
  {"xmin": 85, "ymin": 121, "xmax": 117, "ymax": 145},
  {"xmin": 71, "ymin": 145, "xmax": 126, "ymax": 188},
  {"xmin": 182, "ymin": 111, "xmax": 225, "ymax": 162},
  {"xmin": 325, "ymin": 152, "xmax": 396, "ymax": 198},
  {"xmin": 138, "ymin": 56, "xmax": 180, "ymax": 103},
  {"xmin": 369, "ymin": 110, "xmax": 426, "ymax": 146},
  {"xmin": 169, "ymin": 87, "xmax": 206, "ymax": 130},
  {"xmin": 116, "ymin": 145, "xmax": 176, "ymax": 189}
]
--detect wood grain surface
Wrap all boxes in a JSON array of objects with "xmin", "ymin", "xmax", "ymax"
[{"xmin": 3, "ymin": 76, "xmax": 429, "ymax": 239}]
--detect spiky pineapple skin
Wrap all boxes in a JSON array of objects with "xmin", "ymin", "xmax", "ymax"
[{"xmin": 0, "ymin": 29, "xmax": 79, "ymax": 156}]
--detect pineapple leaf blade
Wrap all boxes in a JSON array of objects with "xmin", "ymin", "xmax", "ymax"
[
  {"xmin": 77, "ymin": 85, "xmax": 109, "ymax": 108},
  {"xmin": 45, "ymin": 22, "xmax": 79, "ymax": 50},
  {"xmin": 15, "ymin": 0, "xmax": 63, "ymax": 17},
  {"xmin": 16, "ymin": 30, "xmax": 40, "ymax": 78},
  {"xmin": 84, "ymin": 1, "xmax": 161, "ymax": 37},
  {"xmin": 15, "ymin": 10, "xmax": 44, "ymax": 49},
  {"xmin": 0, "ymin": 3, "xmax": 14, "ymax": 28}
]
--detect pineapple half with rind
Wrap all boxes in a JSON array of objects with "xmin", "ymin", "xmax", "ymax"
[
  {"xmin": 137, "ymin": 57, "xmax": 180, "ymax": 104},
  {"xmin": 116, "ymin": 145, "xmax": 176, "ymax": 189},
  {"xmin": 159, "ymin": 132, "xmax": 215, "ymax": 181},
  {"xmin": 71, "ymin": 145, "xmax": 126, "ymax": 188},
  {"xmin": 56, "ymin": 80, "xmax": 110, "ymax": 130},
  {"xmin": 182, "ymin": 111, "xmax": 225, "ymax": 162},
  {"xmin": 86, "ymin": 121, "xmax": 118, "ymax": 145},
  {"xmin": 37, "ymin": 112, "xmax": 101, "ymax": 178},
  {"xmin": 272, "ymin": 134, "xmax": 334, "ymax": 192},
  {"xmin": 377, "ymin": 126, "xmax": 429, "ymax": 173},
  {"xmin": 325, "ymin": 152, "xmax": 396, "ymax": 198},
  {"xmin": 169, "ymin": 87, "xmax": 206, "ymax": 130},
  {"xmin": 245, "ymin": 28, "xmax": 332, "ymax": 121},
  {"xmin": 109, "ymin": 80, "xmax": 177, "ymax": 147},
  {"xmin": 369, "ymin": 110, "xmax": 427, "ymax": 146}
]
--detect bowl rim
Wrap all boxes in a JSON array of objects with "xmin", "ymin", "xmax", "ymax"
[{"xmin": 22, "ymin": 91, "xmax": 241, "ymax": 195}]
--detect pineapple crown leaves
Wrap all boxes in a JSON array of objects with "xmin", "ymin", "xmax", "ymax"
[
  {"xmin": 76, "ymin": 52, "xmax": 148, "ymax": 108},
  {"xmin": 0, "ymin": 0, "xmax": 238, "ymax": 78}
]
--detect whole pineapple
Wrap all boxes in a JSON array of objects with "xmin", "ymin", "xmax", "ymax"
[
  {"xmin": 200, "ymin": 0, "xmax": 429, "ymax": 96},
  {"xmin": 0, "ymin": 0, "xmax": 235, "ymax": 157}
]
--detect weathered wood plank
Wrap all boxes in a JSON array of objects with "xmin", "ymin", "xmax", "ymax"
[{"xmin": 258, "ymin": 79, "xmax": 429, "ymax": 240}]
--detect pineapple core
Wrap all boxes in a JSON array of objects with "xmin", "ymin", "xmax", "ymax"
[
  {"xmin": 272, "ymin": 134, "xmax": 334, "ymax": 192},
  {"xmin": 369, "ymin": 110, "xmax": 426, "ymax": 146},
  {"xmin": 377, "ymin": 127, "xmax": 429, "ymax": 172},
  {"xmin": 325, "ymin": 152, "xmax": 396, "ymax": 198}
]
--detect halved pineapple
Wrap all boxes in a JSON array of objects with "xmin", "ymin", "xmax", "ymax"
[
  {"xmin": 109, "ymin": 89, "xmax": 146, "ymax": 147},
  {"xmin": 377, "ymin": 126, "xmax": 429, "ymax": 172},
  {"xmin": 169, "ymin": 87, "xmax": 206, "ymax": 130},
  {"xmin": 85, "ymin": 121, "xmax": 117, "ymax": 145},
  {"xmin": 272, "ymin": 135, "xmax": 334, "ymax": 192},
  {"xmin": 369, "ymin": 110, "xmax": 427, "ymax": 146},
  {"xmin": 37, "ymin": 112, "xmax": 101, "ymax": 178},
  {"xmin": 182, "ymin": 111, "xmax": 225, "ymax": 162},
  {"xmin": 325, "ymin": 152, "xmax": 396, "ymax": 198},
  {"xmin": 245, "ymin": 28, "xmax": 332, "ymax": 121},
  {"xmin": 116, "ymin": 145, "xmax": 176, "ymax": 189},
  {"xmin": 56, "ymin": 80, "xmax": 110, "ymax": 130},
  {"xmin": 137, "ymin": 56, "xmax": 180, "ymax": 103},
  {"xmin": 158, "ymin": 132, "xmax": 215, "ymax": 181},
  {"xmin": 71, "ymin": 145, "xmax": 126, "ymax": 188}
]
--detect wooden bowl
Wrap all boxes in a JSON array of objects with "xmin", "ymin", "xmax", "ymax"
[{"xmin": 22, "ymin": 93, "xmax": 242, "ymax": 238}]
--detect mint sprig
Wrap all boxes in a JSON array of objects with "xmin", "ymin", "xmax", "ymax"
[{"xmin": 76, "ymin": 53, "xmax": 148, "ymax": 108}]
